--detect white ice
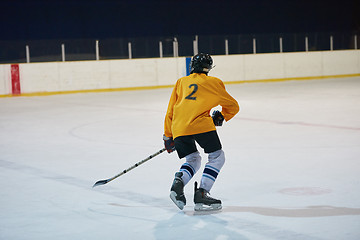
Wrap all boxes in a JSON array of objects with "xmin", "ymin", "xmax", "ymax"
[{"xmin": 1, "ymin": 77, "xmax": 360, "ymax": 240}]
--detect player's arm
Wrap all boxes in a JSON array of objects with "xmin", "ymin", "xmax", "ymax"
[
  {"xmin": 217, "ymin": 81, "xmax": 240, "ymax": 122},
  {"xmin": 164, "ymin": 84, "xmax": 178, "ymax": 138},
  {"xmin": 163, "ymin": 81, "xmax": 179, "ymax": 153}
]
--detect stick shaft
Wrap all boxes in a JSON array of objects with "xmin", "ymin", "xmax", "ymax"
[{"xmin": 93, "ymin": 148, "xmax": 166, "ymax": 187}]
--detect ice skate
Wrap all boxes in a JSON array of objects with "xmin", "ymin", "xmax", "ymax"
[
  {"xmin": 169, "ymin": 172, "xmax": 186, "ymax": 210},
  {"xmin": 193, "ymin": 181, "xmax": 222, "ymax": 211}
]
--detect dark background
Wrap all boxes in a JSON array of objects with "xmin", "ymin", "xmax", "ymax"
[
  {"xmin": 0, "ymin": 0, "xmax": 359, "ymax": 62},
  {"xmin": 1, "ymin": 0, "xmax": 359, "ymax": 41}
]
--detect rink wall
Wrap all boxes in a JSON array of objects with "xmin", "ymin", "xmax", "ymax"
[{"xmin": 0, "ymin": 50, "xmax": 360, "ymax": 97}]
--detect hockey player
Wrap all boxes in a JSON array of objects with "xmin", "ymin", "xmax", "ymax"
[{"xmin": 163, "ymin": 53, "xmax": 239, "ymax": 211}]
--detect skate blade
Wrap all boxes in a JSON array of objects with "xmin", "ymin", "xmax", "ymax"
[
  {"xmin": 194, "ymin": 203, "xmax": 222, "ymax": 211},
  {"xmin": 170, "ymin": 191, "xmax": 185, "ymax": 210}
]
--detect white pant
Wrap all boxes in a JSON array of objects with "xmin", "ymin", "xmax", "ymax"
[{"xmin": 179, "ymin": 149, "xmax": 225, "ymax": 192}]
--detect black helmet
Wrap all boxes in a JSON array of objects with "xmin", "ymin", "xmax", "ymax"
[{"xmin": 190, "ymin": 53, "xmax": 213, "ymax": 74}]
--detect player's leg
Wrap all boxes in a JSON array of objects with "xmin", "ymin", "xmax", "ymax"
[
  {"xmin": 173, "ymin": 135, "xmax": 202, "ymax": 184},
  {"xmin": 193, "ymin": 131, "xmax": 224, "ymax": 210},
  {"xmin": 180, "ymin": 151, "xmax": 201, "ymax": 185},
  {"xmin": 201, "ymin": 149, "xmax": 225, "ymax": 192},
  {"xmin": 170, "ymin": 135, "xmax": 201, "ymax": 210}
]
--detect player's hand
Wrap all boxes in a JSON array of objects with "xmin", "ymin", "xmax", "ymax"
[
  {"xmin": 212, "ymin": 110, "xmax": 224, "ymax": 126},
  {"xmin": 163, "ymin": 135, "xmax": 175, "ymax": 153}
]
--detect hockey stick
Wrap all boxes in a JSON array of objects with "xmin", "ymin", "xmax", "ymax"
[{"xmin": 92, "ymin": 148, "xmax": 166, "ymax": 187}]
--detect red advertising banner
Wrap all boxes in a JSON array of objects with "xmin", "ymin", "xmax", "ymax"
[{"xmin": 11, "ymin": 64, "xmax": 21, "ymax": 95}]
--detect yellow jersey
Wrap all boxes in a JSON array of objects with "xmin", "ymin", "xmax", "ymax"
[{"xmin": 164, "ymin": 73, "xmax": 239, "ymax": 139}]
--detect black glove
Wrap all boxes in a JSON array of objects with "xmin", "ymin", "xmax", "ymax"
[
  {"xmin": 212, "ymin": 110, "xmax": 224, "ymax": 126},
  {"xmin": 163, "ymin": 135, "xmax": 175, "ymax": 153}
]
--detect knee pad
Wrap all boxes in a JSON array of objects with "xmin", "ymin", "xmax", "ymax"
[
  {"xmin": 208, "ymin": 149, "xmax": 225, "ymax": 170},
  {"xmin": 185, "ymin": 151, "xmax": 201, "ymax": 173},
  {"xmin": 180, "ymin": 151, "xmax": 201, "ymax": 182}
]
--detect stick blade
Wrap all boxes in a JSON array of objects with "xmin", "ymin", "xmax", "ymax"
[{"xmin": 92, "ymin": 179, "xmax": 109, "ymax": 188}]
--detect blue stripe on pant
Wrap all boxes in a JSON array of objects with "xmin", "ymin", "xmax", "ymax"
[
  {"xmin": 203, "ymin": 167, "xmax": 219, "ymax": 179},
  {"xmin": 202, "ymin": 165, "xmax": 220, "ymax": 182},
  {"xmin": 180, "ymin": 163, "xmax": 195, "ymax": 178}
]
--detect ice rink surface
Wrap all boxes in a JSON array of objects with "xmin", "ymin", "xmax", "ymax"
[{"xmin": 1, "ymin": 77, "xmax": 360, "ymax": 240}]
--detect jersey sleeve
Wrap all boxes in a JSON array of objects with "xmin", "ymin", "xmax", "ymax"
[
  {"xmin": 164, "ymin": 80, "xmax": 179, "ymax": 138},
  {"xmin": 217, "ymin": 80, "xmax": 240, "ymax": 121}
]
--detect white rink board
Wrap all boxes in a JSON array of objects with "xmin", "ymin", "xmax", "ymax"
[
  {"xmin": 283, "ymin": 52, "xmax": 323, "ymax": 78},
  {"xmin": 15, "ymin": 57, "xmax": 187, "ymax": 94},
  {"xmin": 243, "ymin": 53, "xmax": 285, "ymax": 80},
  {"xmin": 322, "ymin": 51, "xmax": 360, "ymax": 75},
  {"xmin": 0, "ymin": 64, "xmax": 10, "ymax": 95},
  {"xmin": 210, "ymin": 55, "xmax": 246, "ymax": 82},
  {"xmin": 20, "ymin": 62, "xmax": 60, "ymax": 93},
  {"xmin": 0, "ymin": 65, "xmax": 9, "ymax": 95},
  {"xmin": 1, "ymin": 50, "xmax": 359, "ymax": 95},
  {"xmin": 58, "ymin": 61, "xmax": 111, "ymax": 91}
]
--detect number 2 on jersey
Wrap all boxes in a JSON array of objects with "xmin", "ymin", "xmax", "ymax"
[{"xmin": 185, "ymin": 84, "xmax": 198, "ymax": 100}]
